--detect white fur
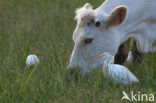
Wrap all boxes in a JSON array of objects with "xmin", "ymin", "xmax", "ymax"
[{"xmin": 69, "ymin": 0, "xmax": 156, "ymax": 74}]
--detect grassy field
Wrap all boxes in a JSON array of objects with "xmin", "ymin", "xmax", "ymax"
[{"xmin": 0, "ymin": 0, "xmax": 156, "ymax": 103}]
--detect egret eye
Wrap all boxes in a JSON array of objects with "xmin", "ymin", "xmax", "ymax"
[
  {"xmin": 95, "ymin": 21, "xmax": 101, "ymax": 27},
  {"xmin": 84, "ymin": 38, "xmax": 94, "ymax": 44}
]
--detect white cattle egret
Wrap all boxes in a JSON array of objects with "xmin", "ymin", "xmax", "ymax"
[
  {"xmin": 96, "ymin": 52, "xmax": 139, "ymax": 84},
  {"xmin": 26, "ymin": 55, "xmax": 39, "ymax": 68}
]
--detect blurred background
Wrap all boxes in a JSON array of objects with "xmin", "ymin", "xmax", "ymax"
[{"xmin": 0, "ymin": 0, "xmax": 155, "ymax": 103}]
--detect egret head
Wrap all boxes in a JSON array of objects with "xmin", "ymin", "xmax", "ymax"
[{"xmin": 96, "ymin": 52, "xmax": 114, "ymax": 63}]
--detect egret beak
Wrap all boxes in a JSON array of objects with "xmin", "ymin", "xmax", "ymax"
[{"xmin": 96, "ymin": 54, "xmax": 104, "ymax": 59}]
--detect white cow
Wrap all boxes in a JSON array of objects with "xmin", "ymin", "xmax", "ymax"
[{"xmin": 69, "ymin": 0, "xmax": 156, "ymax": 74}]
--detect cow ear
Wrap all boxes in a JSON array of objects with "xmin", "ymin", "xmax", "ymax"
[
  {"xmin": 106, "ymin": 6, "xmax": 127, "ymax": 28},
  {"xmin": 83, "ymin": 3, "xmax": 93, "ymax": 10},
  {"xmin": 75, "ymin": 3, "xmax": 93, "ymax": 21}
]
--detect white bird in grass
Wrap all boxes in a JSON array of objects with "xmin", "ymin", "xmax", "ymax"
[
  {"xmin": 26, "ymin": 54, "xmax": 39, "ymax": 68},
  {"xmin": 96, "ymin": 52, "xmax": 139, "ymax": 84}
]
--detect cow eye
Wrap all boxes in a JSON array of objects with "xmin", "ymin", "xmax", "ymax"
[
  {"xmin": 95, "ymin": 21, "xmax": 101, "ymax": 27},
  {"xmin": 84, "ymin": 38, "xmax": 94, "ymax": 44}
]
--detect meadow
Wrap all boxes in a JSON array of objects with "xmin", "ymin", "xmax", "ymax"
[{"xmin": 0, "ymin": 0, "xmax": 156, "ymax": 103}]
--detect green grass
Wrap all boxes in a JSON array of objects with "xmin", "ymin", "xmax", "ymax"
[{"xmin": 0, "ymin": 0, "xmax": 155, "ymax": 103}]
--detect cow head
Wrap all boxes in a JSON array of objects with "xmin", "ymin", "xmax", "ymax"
[{"xmin": 69, "ymin": 3, "xmax": 127, "ymax": 74}]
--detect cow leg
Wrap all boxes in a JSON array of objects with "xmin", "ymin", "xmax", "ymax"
[
  {"xmin": 132, "ymin": 41, "xmax": 144, "ymax": 64},
  {"xmin": 114, "ymin": 39, "xmax": 130, "ymax": 64},
  {"xmin": 114, "ymin": 39, "xmax": 144, "ymax": 65}
]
